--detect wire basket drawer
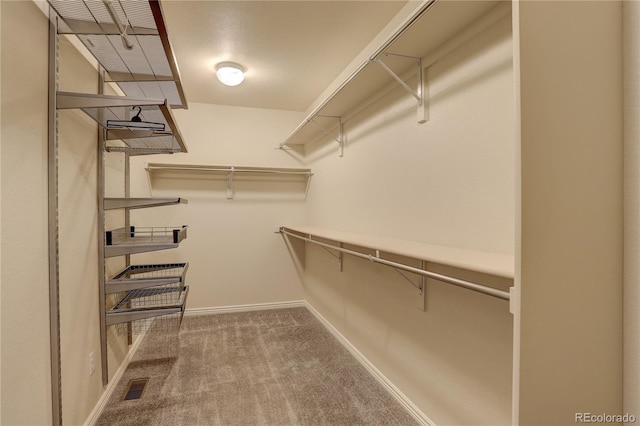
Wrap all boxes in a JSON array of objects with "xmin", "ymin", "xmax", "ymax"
[
  {"xmin": 104, "ymin": 225, "xmax": 188, "ymax": 257},
  {"xmin": 106, "ymin": 262, "xmax": 188, "ymax": 294},
  {"xmin": 106, "ymin": 285, "xmax": 189, "ymax": 334}
]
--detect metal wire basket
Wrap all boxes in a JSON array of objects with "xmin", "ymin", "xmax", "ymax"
[
  {"xmin": 105, "ymin": 226, "xmax": 188, "ymax": 245},
  {"xmin": 108, "ymin": 285, "xmax": 189, "ymax": 334},
  {"xmin": 106, "ymin": 263, "xmax": 188, "ymax": 294},
  {"xmin": 113, "ymin": 310, "xmax": 184, "ymax": 335}
]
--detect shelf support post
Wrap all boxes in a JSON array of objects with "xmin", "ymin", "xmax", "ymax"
[
  {"xmin": 96, "ymin": 67, "xmax": 109, "ymax": 385},
  {"xmin": 373, "ymin": 53, "xmax": 427, "ymax": 124},
  {"xmin": 48, "ymin": 11, "xmax": 63, "ymax": 426}
]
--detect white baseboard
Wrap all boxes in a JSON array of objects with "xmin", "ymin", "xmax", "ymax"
[
  {"xmin": 83, "ymin": 333, "xmax": 146, "ymax": 426},
  {"xmin": 303, "ymin": 301, "xmax": 435, "ymax": 426},
  {"xmin": 185, "ymin": 300, "xmax": 306, "ymax": 316}
]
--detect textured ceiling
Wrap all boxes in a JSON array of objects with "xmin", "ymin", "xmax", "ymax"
[{"xmin": 160, "ymin": 1, "xmax": 408, "ymax": 112}]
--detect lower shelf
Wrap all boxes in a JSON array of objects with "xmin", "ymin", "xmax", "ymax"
[
  {"xmin": 106, "ymin": 262, "xmax": 189, "ymax": 294},
  {"xmin": 106, "ymin": 285, "xmax": 189, "ymax": 328}
]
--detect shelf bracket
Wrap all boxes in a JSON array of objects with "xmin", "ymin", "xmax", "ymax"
[
  {"xmin": 303, "ymin": 234, "xmax": 343, "ymax": 270},
  {"xmin": 419, "ymin": 260, "xmax": 426, "ymax": 311},
  {"xmin": 379, "ymin": 252, "xmax": 427, "ymax": 311},
  {"xmin": 372, "ymin": 53, "xmax": 427, "ymax": 124},
  {"xmin": 227, "ymin": 167, "xmax": 235, "ymax": 199},
  {"xmin": 309, "ymin": 115, "xmax": 344, "ymax": 157}
]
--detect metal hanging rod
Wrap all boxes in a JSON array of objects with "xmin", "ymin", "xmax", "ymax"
[{"xmin": 280, "ymin": 228, "xmax": 510, "ymax": 301}]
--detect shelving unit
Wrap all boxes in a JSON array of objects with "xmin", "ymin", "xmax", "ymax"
[
  {"xmin": 48, "ymin": 0, "xmax": 191, "ymax": 388},
  {"xmin": 50, "ymin": 0, "xmax": 187, "ymax": 110},
  {"xmin": 280, "ymin": 225, "xmax": 514, "ymax": 308},
  {"xmin": 146, "ymin": 163, "xmax": 313, "ymax": 199},
  {"xmin": 278, "ymin": 0, "xmax": 506, "ymax": 153},
  {"xmin": 56, "ymin": 92, "xmax": 187, "ymax": 155}
]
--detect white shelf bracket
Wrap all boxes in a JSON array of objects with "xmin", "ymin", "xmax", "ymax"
[
  {"xmin": 319, "ymin": 244, "xmax": 343, "ymax": 269},
  {"xmin": 373, "ymin": 53, "xmax": 427, "ymax": 124},
  {"xmin": 419, "ymin": 260, "xmax": 426, "ymax": 311},
  {"xmin": 373, "ymin": 248, "xmax": 426, "ymax": 310},
  {"xmin": 227, "ymin": 166, "xmax": 234, "ymax": 199},
  {"xmin": 310, "ymin": 115, "xmax": 344, "ymax": 157}
]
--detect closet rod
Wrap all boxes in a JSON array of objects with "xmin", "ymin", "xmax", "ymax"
[{"xmin": 280, "ymin": 228, "xmax": 510, "ymax": 301}]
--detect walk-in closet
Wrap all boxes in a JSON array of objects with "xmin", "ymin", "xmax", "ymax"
[{"xmin": 1, "ymin": 0, "xmax": 637, "ymax": 425}]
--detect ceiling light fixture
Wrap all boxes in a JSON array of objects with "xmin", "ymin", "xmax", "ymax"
[{"xmin": 216, "ymin": 62, "xmax": 245, "ymax": 87}]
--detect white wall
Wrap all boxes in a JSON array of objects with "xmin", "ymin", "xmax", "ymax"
[
  {"xmin": 624, "ymin": 0, "xmax": 640, "ymax": 418},
  {"xmin": 56, "ymin": 35, "xmax": 114, "ymax": 426},
  {"xmin": 301, "ymin": 11, "xmax": 514, "ymax": 425},
  {"xmin": 130, "ymin": 103, "xmax": 307, "ymax": 309},
  {"xmin": 0, "ymin": 1, "xmax": 52, "ymax": 424},
  {"xmin": 57, "ymin": 33, "xmax": 150, "ymax": 426},
  {"xmin": 1, "ymin": 3, "xmax": 142, "ymax": 423}
]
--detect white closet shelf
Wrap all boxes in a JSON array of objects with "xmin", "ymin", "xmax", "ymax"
[
  {"xmin": 281, "ymin": 225, "xmax": 514, "ymax": 280},
  {"xmin": 48, "ymin": 0, "xmax": 187, "ymax": 109},
  {"xmin": 279, "ymin": 0, "xmax": 504, "ymax": 150},
  {"xmin": 57, "ymin": 92, "xmax": 187, "ymax": 155},
  {"xmin": 146, "ymin": 163, "xmax": 313, "ymax": 176},
  {"xmin": 146, "ymin": 163, "xmax": 313, "ymax": 199},
  {"xmin": 104, "ymin": 197, "xmax": 187, "ymax": 210}
]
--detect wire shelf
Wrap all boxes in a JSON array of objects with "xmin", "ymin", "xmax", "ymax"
[
  {"xmin": 104, "ymin": 226, "xmax": 188, "ymax": 257},
  {"xmin": 113, "ymin": 311, "xmax": 184, "ymax": 335},
  {"xmin": 107, "ymin": 285, "xmax": 189, "ymax": 329},
  {"xmin": 111, "ymin": 263, "xmax": 188, "ymax": 280},
  {"xmin": 106, "ymin": 263, "xmax": 188, "ymax": 294},
  {"xmin": 105, "ymin": 144, "xmax": 184, "ymax": 156},
  {"xmin": 56, "ymin": 92, "xmax": 187, "ymax": 154},
  {"xmin": 106, "ymin": 226, "xmax": 187, "ymax": 245},
  {"xmin": 48, "ymin": 0, "xmax": 188, "ymax": 109},
  {"xmin": 114, "ymin": 284, "xmax": 185, "ymax": 309}
]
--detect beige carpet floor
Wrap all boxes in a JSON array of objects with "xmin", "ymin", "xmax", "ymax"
[{"xmin": 96, "ymin": 307, "xmax": 419, "ymax": 425}]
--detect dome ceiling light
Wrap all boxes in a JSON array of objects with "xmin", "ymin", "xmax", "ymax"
[{"xmin": 216, "ymin": 62, "xmax": 245, "ymax": 87}]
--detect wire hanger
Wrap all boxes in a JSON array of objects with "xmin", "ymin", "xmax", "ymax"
[{"xmin": 106, "ymin": 107, "xmax": 166, "ymax": 132}]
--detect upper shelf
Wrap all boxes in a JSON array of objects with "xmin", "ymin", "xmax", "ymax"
[
  {"xmin": 48, "ymin": 0, "xmax": 187, "ymax": 109},
  {"xmin": 57, "ymin": 92, "xmax": 187, "ymax": 155},
  {"xmin": 146, "ymin": 163, "xmax": 313, "ymax": 200},
  {"xmin": 280, "ymin": 0, "xmax": 505, "ymax": 149},
  {"xmin": 146, "ymin": 163, "xmax": 313, "ymax": 176}
]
